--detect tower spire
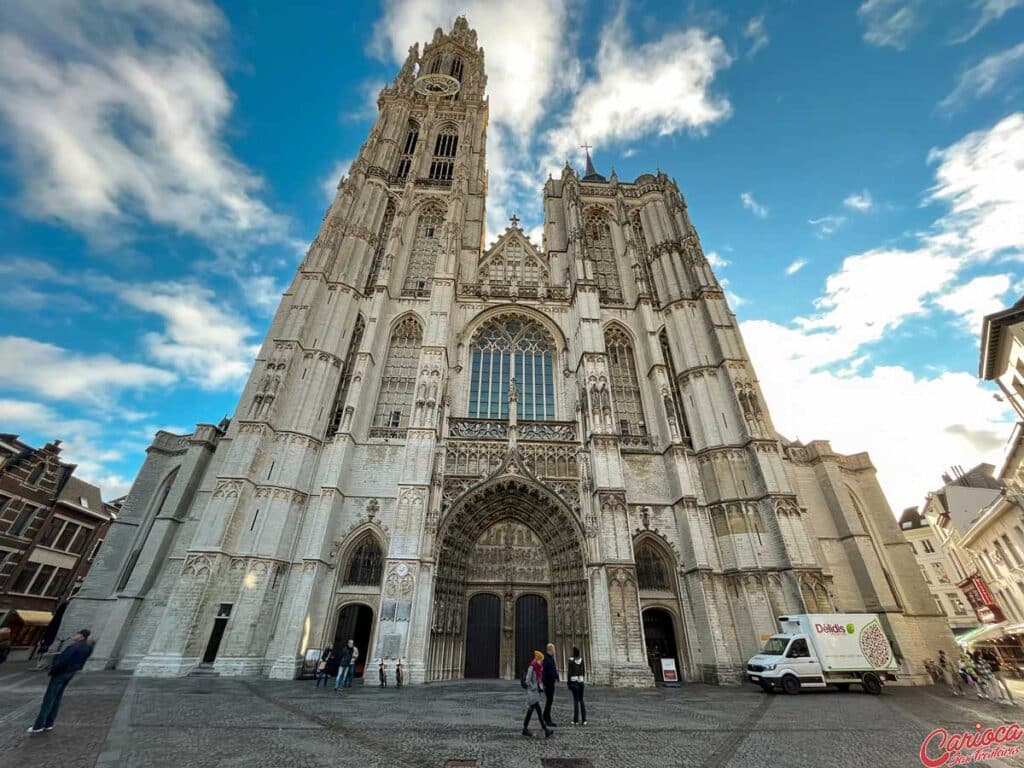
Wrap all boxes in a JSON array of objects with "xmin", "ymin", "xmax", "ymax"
[{"xmin": 580, "ymin": 141, "xmax": 606, "ymax": 182}]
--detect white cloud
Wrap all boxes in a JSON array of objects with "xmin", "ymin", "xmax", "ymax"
[
  {"xmin": 843, "ymin": 190, "xmax": 874, "ymax": 211},
  {"xmin": 0, "ymin": 337, "xmax": 174, "ymax": 405},
  {"xmin": 118, "ymin": 282, "xmax": 260, "ymax": 390},
  {"xmin": 545, "ymin": 12, "xmax": 732, "ymax": 171},
  {"xmin": 0, "ymin": 398, "xmax": 132, "ymax": 499},
  {"xmin": 926, "ymin": 112, "xmax": 1024, "ymax": 259},
  {"xmin": 706, "ymin": 251, "xmax": 730, "ymax": 269},
  {"xmin": 744, "ymin": 16, "xmax": 770, "ymax": 57},
  {"xmin": 954, "ymin": 0, "xmax": 1024, "ymax": 42},
  {"xmin": 321, "ymin": 158, "xmax": 353, "ymax": 202},
  {"xmin": 858, "ymin": 0, "xmax": 920, "ymax": 49},
  {"xmin": 808, "ymin": 215, "xmax": 846, "ymax": 236},
  {"xmin": 741, "ymin": 192, "xmax": 768, "ymax": 218},
  {"xmin": 786, "ymin": 259, "xmax": 808, "ymax": 275},
  {"xmin": 0, "ymin": 0, "xmax": 291, "ymax": 251},
  {"xmin": 939, "ymin": 42, "xmax": 1024, "ymax": 114},
  {"xmin": 740, "ymin": 114, "xmax": 1024, "ymax": 513},
  {"xmin": 935, "ymin": 273, "xmax": 1013, "ymax": 333}
]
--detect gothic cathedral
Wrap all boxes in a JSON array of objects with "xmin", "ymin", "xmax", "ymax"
[{"xmin": 67, "ymin": 18, "xmax": 952, "ymax": 686}]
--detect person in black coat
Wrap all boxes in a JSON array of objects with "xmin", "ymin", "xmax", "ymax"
[
  {"xmin": 27, "ymin": 629, "xmax": 93, "ymax": 734},
  {"xmin": 542, "ymin": 642, "xmax": 560, "ymax": 727},
  {"xmin": 316, "ymin": 647, "xmax": 335, "ymax": 688}
]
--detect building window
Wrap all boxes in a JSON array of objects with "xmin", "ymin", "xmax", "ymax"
[
  {"xmin": 8, "ymin": 504, "xmax": 38, "ymax": 537},
  {"xmin": 365, "ymin": 201, "xmax": 395, "ymax": 292},
  {"xmin": 584, "ymin": 210, "xmax": 621, "ymax": 302},
  {"xmin": 326, "ymin": 316, "xmax": 365, "ymax": 439},
  {"xmin": 403, "ymin": 204, "xmax": 444, "ymax": 295},
  {"xmin": 922, "ymin": 539, "xmax": 935, "ymax": 554},
  {"xmin": 628, "ymin": 211, "xmax": 657, "ymax": 301},
  {"xmin": 428, "ymin": 126, "xmax": 458, "ymax": 181},
  {"xmin": 920, "ymin": 565, "xmax": 931, "ymax": 584},
  {"xmin": 605, "ymin": 326, "xmax": 646, "ymax": 436},
  {"xmin": 26, "ymin": 463, "xmax": 45, "ymax": 485},
  {"xmin": 468, "ymin": 315, "xmax": 555, "ymax": 421},
  {"xmin": 948, "ymin": 594, "xmax": 968, "ymax": 616},
  {"xmin": 635, "ymin": 541, "xmax": 669, "ymax": 590},
  {"xmin": 659, "ymin": 329, "xmax": 690, "ymax": 438},
  {"xmin": 931, "ymin": 561, "xmax": 950, "ymax": 584},
  {"xmin": 908, "ymin": 541, "xmax": 916, "ymax": 554},
  {"xmin": 449, "ymin": 57, "xmax": 463, "ymax": 80},
  {"xmin": 0, "ymin": 494, "xmax": 10, "ymax": 517},
  {"xmin": 89, "ymin": 538, "xmax": 104, "ymax": 561},
  {"xmin": 372, "ymin": 316, "xmax": 422, "ymax": 434},
  {"xmin": 1001, "ymin": 534, "xmax": 1022, "ymax": 567},
  {"xmin": 935, "ymin": 597, "xmax": 946, "ymax": 615},
  {"xmin": 482, "ymin": 238, "xmax": 546, "ymax": 287},
  {"xmin": 395, "ymin": 122, "xmax": 418, "ymax": 180},
  {"xmin": 343, "ymin": 535, "xmax": 384, "ymax": 586}
]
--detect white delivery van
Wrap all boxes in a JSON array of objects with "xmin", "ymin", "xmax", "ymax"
[{"xmin": 745, "ymin": 614, "xmax": 898, "ymax": 695}]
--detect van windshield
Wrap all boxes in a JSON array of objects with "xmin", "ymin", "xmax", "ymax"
[{"xmin": 761, "ymin": 637, "xmax": 789, "ymax": 655}]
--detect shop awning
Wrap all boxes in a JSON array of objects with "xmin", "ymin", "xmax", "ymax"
[
  {"xmin": 8, "ymin": 610, "xmax": 54, "ymax": 627},
  {"xmin": 956, "ymin": 622, "xmax": 1007, "ymax": 646}
]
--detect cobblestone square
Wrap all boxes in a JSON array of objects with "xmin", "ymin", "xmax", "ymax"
[{"xmin": 5, "ymin": 665, "xmax": 1024, "ymax": 768}]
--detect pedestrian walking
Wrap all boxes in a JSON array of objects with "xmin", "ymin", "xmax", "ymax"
[
  {"xmin": 378, "ymin": 658, "xmax": 388, "ymax": 688},
  {"xmin": 938, "ymin": 650, "xmax": 963, "ymax": 696},
  {"xmin": 567, "ymin": 646, "xmax": 587, "ymax": 725},
  {"xmin": 335, "ymin": 639, "xmax": 358, "ymax": 690},
  {"xmin": 315, "ymin": 647, "xmax": 334, "ymax": 688},
  {"xmin": 983, "ymin": 650, "xmax": 1015, "ymax": 705},
  {"xmin": 395, "ymin": 658, "xmax": 404, "ymax": 689},
  {"xmin": 961, "ymin": 654, "xmax": 986, "ymax": 699},
  {"xmin": 0, "ymin": 627, "xmax": 11, "ymax": 666},
  {"xmin": 542, "ymin": 642, "xmax": 560, "ymax": 727},
  {"xmin": 323, "ymin": 646, "xmax": 340, "ymax": 690},
  {"xmin": 27, "ymin": 629, "xmax": 93, "ymax": 734},
  {"xmin": 522, "ymin": 650, "xmax": 553, "ymax": 738}
]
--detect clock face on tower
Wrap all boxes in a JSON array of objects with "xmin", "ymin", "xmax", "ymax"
[{"xmin": 413, "ymin": 73, "xmax": 461, "ymax": 97}]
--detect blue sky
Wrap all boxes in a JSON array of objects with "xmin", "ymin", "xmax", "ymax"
[{"xmin": 0, "ymin": 0, "xmax": 1022, "ymax": 512}]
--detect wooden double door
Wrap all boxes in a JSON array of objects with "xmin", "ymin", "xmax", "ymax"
[{"xmin": 463, "ymin": 593, "xmax": 548, "ymax": 679}]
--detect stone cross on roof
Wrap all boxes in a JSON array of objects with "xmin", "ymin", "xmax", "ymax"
[{"xmin": 509, "ymin": 214, "xmax": 519, "ymax": 228}]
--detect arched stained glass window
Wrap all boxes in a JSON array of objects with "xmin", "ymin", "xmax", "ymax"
[
  {"xmin": 373, "ymin": 316, "xmax": 422, "ymax": 432},
  {"xmin": 326, "ymin": 315, "xmax": 365, "ymax": 438},
  {"xmin": 469, "ymin": 316, "xmax": 555, "ymax": 421},
  {"xmin": 636, "ymin": 541, "xmax": 669, "ymax": 590},
  {"xmin": 659, "ymin": 328, "xmax": 690, "ymax": 438},
  {"xmin": 395, "ymin": 122, "xmax": 418, "ymax": 180},
  {"xmin": 403, "ymin": 204, "xmax": 444, "ymax": 296},
  {"xmin": 344, "ymin": 534, "xmax": 384, "ymax": 586},
  {"xmin": 365, "ymin": 201, "xmax": 395, "ymax": 292},
  {"xmin": 585, "ymin": 210, "xmax": 621, "ymax": 302},
  {"xmin": 605, "ymin": 326, "xmax": 646, "ymax": 436},
  {"xmin": 428, "ymin": 125, "xmax": 458, "ymax": 181}
]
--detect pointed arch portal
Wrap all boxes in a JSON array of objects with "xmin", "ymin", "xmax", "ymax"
[{"xmin": 427, "ymin": 474, "xmax": 589, "ymax": 681}]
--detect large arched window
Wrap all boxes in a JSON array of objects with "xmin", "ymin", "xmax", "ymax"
[
  {"xmin": 344, "ymin": 534, "xmax": 384, "ymax": 586},
  {"xmin": 372, "ymin": 316, "xmax": 422, "ymax": 434},
  {"xmin": 395, "ymin": 122, "xmax": 418, "ymax": 180},
  {"xmin": 117, "ymin": 467, "xmax": 179, "ymax": 592},
  {"xmin": 605, "ymin": 326, "xmax": 646, "ymax": 436},
  {"xmin": 326, "ymin": 315, "xmax": 365, "ymax": 438},
  {"xmin": 403, "ymin": 204, "xmax": 444, "ymax": 296},
  {"xmin": 428, "ymin": 126, "xmax": 458, "ymax": 181},
  {"xmin": 636, "ymin": 540, "xmax": 669, "ymax": 590},
  {"xmin": 469, "ymin": 315, "xmax": 555, "ymax": 421},
  {"xmin": 629, "ymin": 210, "xmax": 658, "ymax": 301},
  {"xmin": 365, "ymin": 201, "xmax": 395, "ymax": 292},
  {"xmin": 585, "ymin": 210, "xmax": 621, "ymax": 302}
]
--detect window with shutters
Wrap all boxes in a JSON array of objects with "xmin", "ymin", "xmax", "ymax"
[
  {"xmin": 403, "ymin": 204, "xmax": 444, "ymax": 296},
  {"xmin": 428, "ymin": 126, "xmax": 458, "ymax": 181},
  {"xmin": 584, "ymin": 210, "xmax": 621, "ymax": 302},
  {"xmin": 372, "ymin": 316, "xmax": 422, "ymax": 436},
  {"xmin": 395, "ymin": 122, "xmax": 418, "ymax": 180},
  {"xmin": 468, "ymin": 315, "xmax": 555, "ymax": 421},
  {"xmin": 605, "ymin": 326, "xmax": 646, "ymax": 436},
  {"xmin": 344, "ymin": 534, "xmax": 384, "ymax": 586},
  {"xmin": 365, "ymin": 202, "xmax": 395, "ymax": 291},
  {"xmin": 326, "ymin": 316, "xmax": 365, "ymax": 438}
]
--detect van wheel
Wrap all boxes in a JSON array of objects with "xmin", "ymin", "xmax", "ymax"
[
  {"xmin": 781, "ymin": 675, "xmax": 801, "ymax": 695},
  {"xmin": 836, "ymin": 683, "xmax": 851, "ymax": 692},
  {"xmin": 861, "ymin": 673, "xmax": 882, "ymax": 695}
]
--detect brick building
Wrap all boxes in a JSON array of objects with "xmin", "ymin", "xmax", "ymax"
[
  {"xmin": 66, "ymin": 17, "xmax": 949, "ymax": 685},
  {"xmin": 0, "ymin": 434, "xmax": 114, "ymax": 654}
]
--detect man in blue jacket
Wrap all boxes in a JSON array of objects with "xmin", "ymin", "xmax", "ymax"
[{"xmin": 27, "ymin": 629, "xmax": 93, "ymax": 734}]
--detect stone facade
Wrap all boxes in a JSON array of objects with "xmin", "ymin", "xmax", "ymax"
[{"xmin": 65, "ymin": 17, "xmax": 951, "ymax": 685}]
